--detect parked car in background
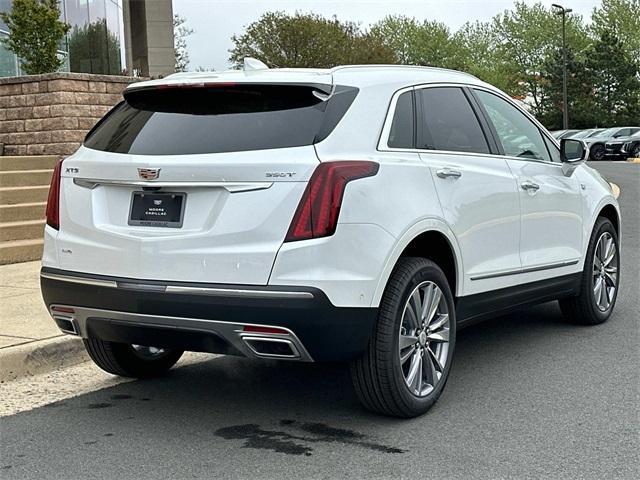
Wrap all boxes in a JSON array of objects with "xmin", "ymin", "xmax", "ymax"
[
  {"xmin": 584, "ymin": 127, "xmax": 640, "ymax": 161},
  {"xmin": 569, "ymin": 128, "xmax": 606, "ymax": 140},
  {"xmin": 551, "ymin": 129, "xmax": 580, "ymax": 139},
  {"xmin": 620, "ymin": 131, "xmax": 640, "ymax": 159}
]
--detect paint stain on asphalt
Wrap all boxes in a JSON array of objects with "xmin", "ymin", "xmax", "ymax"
[
  {"xmin": 216, "ymin": 424, "xmax": 313, "ymax": 456},
  {"xmin": 87, "ymin": 402, "xmax": 112, "ymax": 409},
  {"xmin": 103, "ymin": 433, "xmax": 114, "ymax": 437},
  {"xmin": 215, "ymin": 420, "xmax": 404, "ymax": 456}
]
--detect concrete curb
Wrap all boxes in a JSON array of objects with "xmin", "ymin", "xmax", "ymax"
[{"xmin": 0, "ymin": 335, "xmax": 88, "ymax": 383}]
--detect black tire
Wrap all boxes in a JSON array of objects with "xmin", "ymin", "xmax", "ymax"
[
  {"xmin": 632, "ymin": 144, "xmax": 640, "ymax": 158},
  {"xmin": 559, "ymin": 218, "xmax": 620, "ymax": 325},
  {"xmin": 84, "ymin": 337, "xmax": 183, "ymax": 378},
  {"xmin": 590, "ymin": 144, "xmax": 606, "ymax": 161},
  {"xmin": 350, "ymin": 257, "xmax": 456, "ymax": 418}
]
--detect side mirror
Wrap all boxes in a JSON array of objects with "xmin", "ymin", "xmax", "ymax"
[{"xmin": 561, "ymin": 138, "xmax": 588, "ymax": 163}]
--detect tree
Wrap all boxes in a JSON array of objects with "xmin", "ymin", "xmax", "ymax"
[
  {"xmin": 591, "ymin": 0, "xmax": 640, "ymax": 63},
  {"xmin": 491, "ymin": 2, "xmax": 589, "ymax": 116},
  {"xmin": 539, "ymin": 47, "xmax": 597, "ymax": 129},
  {"xmin": 449, "ymin": 21, "xmax": 522, "ymax": 96},
  {"xmin": 0, "ymin": 0, "xmax": 70, "ymax": 74},
  {"xmin": 229, "ymin": 12, "xmax": 394, "ymax": 68},
  {"xmin": 585, "ymin": 31, "xmax": 640, "ymax": 126},
  {"xmin": 369, "ymin": 16, "xmax": 455, "ymax": 67},
  {"xmin": 67, "ymin": 19, "xmax": 121, "ymax": 75},
  {"xmin": 174, "ymin": 14, "xmax": 193, "ymax": 72}
]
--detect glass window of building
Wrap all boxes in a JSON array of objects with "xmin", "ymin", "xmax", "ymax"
[{"xmin": 63, "ymin": 0, "xmax": 123, "ymax": 75}]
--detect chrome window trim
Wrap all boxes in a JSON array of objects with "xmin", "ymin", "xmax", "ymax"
[
  {"xmin": 377, "ymin": 85, "xmax": 415, "ymax": 152},
  {"xmin": 377, "ymin": 82, "xmax": 563, "ymax": 168}
]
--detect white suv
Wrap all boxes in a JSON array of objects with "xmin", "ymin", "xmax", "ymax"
[{"xmin": 41, "ymin": 65, "xmax": 621, "ymax": 417}]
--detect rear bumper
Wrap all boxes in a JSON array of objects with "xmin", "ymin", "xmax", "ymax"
[{"xmin": 40, "ymin": 267, "xmax": 377, "ymax": 362}]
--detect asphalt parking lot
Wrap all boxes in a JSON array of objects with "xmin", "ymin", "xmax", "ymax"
[{"xmin": 1, "ymin": 162, "xmax": 638, "ymax": 479}]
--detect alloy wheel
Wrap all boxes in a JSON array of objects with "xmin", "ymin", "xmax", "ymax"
[
  {"xmin": 398, "ymin": 281, "xmax": 450, "ymax": 397},
  {"xmin": 592, "ymin": 145, "xmax": 606, "ymax": 161},
  {"xmin": 592, "ymin": 232, "xmax": 618, "ymax": 311}
]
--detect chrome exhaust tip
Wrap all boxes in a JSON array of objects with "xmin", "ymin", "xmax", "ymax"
[
  {"xmin": 53, "ymin": 315, "xmax": 78, "ymax": 335},
  {"xmin": 241, "ymin": 336, "xmax": 300, "ymax": 359}
]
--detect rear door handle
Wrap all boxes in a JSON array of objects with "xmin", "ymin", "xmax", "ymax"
[
  {"xmin": 520, "ymin": 180, "xmax": 540, "ymax": 192},
  {"xmin": 436, "ymin": 167, "xmax": 463, "ymax": 179}
]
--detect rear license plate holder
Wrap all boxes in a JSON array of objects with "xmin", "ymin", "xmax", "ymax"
[{"xmin": 128, "ymin": 191, "xmax": 186, "ymax": 228}]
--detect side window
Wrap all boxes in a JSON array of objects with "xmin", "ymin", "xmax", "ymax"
[
  {"xmin": 418, "ymin": 87, "xmax": 490, "ymax": 154},
  {"xmin": 543, "ymin": 135, "xmax": 561, "ymax": 163},
  {"xmin": 475, "ymin": 90, "xmax": 551, "ymax": 162},
  {"xmin": 387, "ymin": 91, "xmax": 414, "ymax": 148}
]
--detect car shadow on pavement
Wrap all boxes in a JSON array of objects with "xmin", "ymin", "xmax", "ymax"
[{"xmin": 4, "ymin": 300, "xmax": 595, "ymax": 460}]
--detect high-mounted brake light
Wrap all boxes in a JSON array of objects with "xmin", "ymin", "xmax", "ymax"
[
  {"xmin": 46, "ymin": 159, "xmax": 63, "ymax": 230},
  {"xmin": 285, "ymin": 161, "xmax": 379, "ymax": 242}
]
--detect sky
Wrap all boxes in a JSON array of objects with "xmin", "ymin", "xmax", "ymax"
[{"xmin": 172, "ymin": 0, "xmax": 601, "ymax": 71}]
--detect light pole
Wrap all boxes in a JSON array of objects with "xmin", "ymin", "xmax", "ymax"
[{"xmin": 552, "ymin": 3, "xmax": 572, "ymax": 130}]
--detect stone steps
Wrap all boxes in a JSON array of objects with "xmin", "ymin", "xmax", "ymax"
[
  {"xmin": 0, "ymin": 185, "xmax": 50, "ymax": 205},
  {"xmin": 0, "ymin": 219, "xmax": 46, "ymax": 242},
  {"xmin": 0, "ymin": 155, "xmax": 58, "ymax": 264},
  {"xmin": 0, "ymin": 155, "xmax": 59, "ymax": 171},
  {"xmin": 0, "ymin": 202, "xmax": 47, "ymax": 222},
  {"xmin": 0, "ymin": 238, "xmax": 44, "ymax": 265},
  {"xmin": 0, "ymin": 169, "xmax": 53, "ymax": 187}
]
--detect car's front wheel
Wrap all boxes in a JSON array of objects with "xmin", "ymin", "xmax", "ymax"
[
  {"xmin": 350, "ymin": 257, "xmax": 456, "ymax": 417},
  {"xmin": 559, "ymin": 217, "xmax": 620, "ymax": 325},
  {"xmin": 84, "ymin": 338, "xmax": 184, "ymax": 378}
]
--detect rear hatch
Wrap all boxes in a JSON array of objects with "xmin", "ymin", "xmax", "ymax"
[{"xmin": 54, "ymin": 82, "xmax": 358, "ymax": 284}]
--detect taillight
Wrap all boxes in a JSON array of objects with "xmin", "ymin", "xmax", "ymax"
[
  {"xmin": 285, "ymin": 161, "xmax": 379, "ymax": 242},
  {"xmin": 46, "ymin": 159, "xmax": 63, "ymax": 230}
]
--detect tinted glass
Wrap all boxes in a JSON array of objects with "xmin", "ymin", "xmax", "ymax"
[
  {"xmin": 418, "ymin": 87, "xmax": 490, "ymax": 154},
  {"xmin": 84, "ymin": 84, "xmax": 358, "ymax": 155},
  {"xmin": 388, "ymin": 91, "xmax": 414, "ymax": 148},
  {"xmin": 475, "ymin": 90, "xmax": 550, "ymax": 162}
]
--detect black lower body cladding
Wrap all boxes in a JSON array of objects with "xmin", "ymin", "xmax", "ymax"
[{"xmin": 40, "ymin": 267, "xmax": 377, "ymax": 362}]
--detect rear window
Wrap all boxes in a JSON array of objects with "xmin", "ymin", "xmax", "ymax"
[
  {"xmin": 387, "ymin": 91, "xmax": 415, "ymax": 149},
  {"xmin": 84, "ymin": 84, "xmax": 358, "ymax": 155}
]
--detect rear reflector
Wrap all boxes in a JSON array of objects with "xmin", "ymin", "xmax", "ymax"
[
  {"xmin": 285, "ymin": 161, "xmax": 379, "ymax": 242},
  {"xmin": 51, "ymin": 306, "xmax": 75, "ymax": 313},
  {"xmin": 243, "ymin": 325, "xmax": 289, "ymax": 335},
  {"xmin": 46, "ymin": 159, "xmax": 64, "ymax": 230}
]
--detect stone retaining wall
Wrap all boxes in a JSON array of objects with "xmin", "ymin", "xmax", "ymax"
[{"xmin": 0, "ymin": 73, "xmax": 144, "ymax": 156}]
